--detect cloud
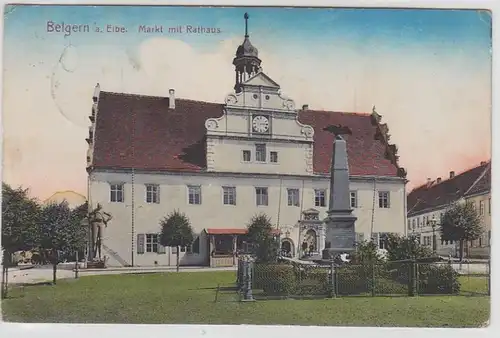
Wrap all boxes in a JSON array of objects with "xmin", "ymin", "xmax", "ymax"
[{"xmin": 2, "ymin": 36, "xmax": 491, "ymax": 198}]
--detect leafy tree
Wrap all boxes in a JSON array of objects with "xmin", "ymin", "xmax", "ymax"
[
  {"xmin": 385, "ymin": 234, "xmax": 433, "ymax": 261},
  {"xmin": 1, "ymin": 183, "xmax": 40, "ymax": 298},
  {"xmin": 36, "ymin": 202, "xmax": 87, "ymax": 284},
  {"xmin": 159, "ymin": 210, "xmax": 194, "ymax": 272},
  {"xmin": 441, "ymin": 201, "xmax": 483, "ymax": 261},
  {"xmin": 350, "ymin": 240, "xmax": 384, "ymax": 265},
  {"xmin": 247, "ymin": 213, "xmax": 279, "ymax": 263}
]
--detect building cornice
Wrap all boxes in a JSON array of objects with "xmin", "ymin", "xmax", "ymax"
[{"xmin": 89, "ymin": 167, "xmax": 406, "ymax": 183}]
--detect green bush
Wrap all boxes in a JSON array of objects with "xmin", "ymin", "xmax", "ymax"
[
  {"xmin": 337, "ymin": 265, "xmax": 372, "ymax": 295},
  {"xmin": 374, "ymin": 278, "xmax": 407, "ymax": 294},
  {"xmin": 417, "ymin": 263, "xmax": 460, "ymax": 294},
  {"xmin": 253, "ymin": 263, "xmax": 297, "ymax": 295},
  {"xmin": 296, "ymin": 267, "xmax": 330, "ymax": 295}
]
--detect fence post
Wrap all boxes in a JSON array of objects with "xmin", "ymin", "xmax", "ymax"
[
  {"xmin": 487, "ymin": 259, "xmax": 491, "ymax": 296},
  {"xmin": 329, "ymin": 262, "xmax": 336, "ymax": 298},
  {"xmin": 408, "ymin": 260, "xmax": 417, "ymax": 297},
  {"xmin": 242, "ymin": 260, "xmax": 254, "ymax": 302},
  {"xmin": 371, "ymin": 263, "xmax": 376, "ymax": 297},
  {"xmin": 236, "ymin": 259, "xmax": 240, "ymax": 288}
]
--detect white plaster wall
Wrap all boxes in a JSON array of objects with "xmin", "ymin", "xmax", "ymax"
[
  {"xmin": 89, "ymin": 171, "xmax": 406, "ymax": 267},
  {"xmin": 209, "ymin": 137, "xmax": 313, "ymax": 175}
]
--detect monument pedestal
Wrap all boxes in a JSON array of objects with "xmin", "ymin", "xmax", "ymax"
[{"xmin": 322, "ymin": 209, "xmax": 357, "ymax": 260}]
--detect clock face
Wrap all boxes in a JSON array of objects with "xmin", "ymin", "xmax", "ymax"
[{"xmin": 252, "ymin": 115, "xmax": 269, "ymax": 133}]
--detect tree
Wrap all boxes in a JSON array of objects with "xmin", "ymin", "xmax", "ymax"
[
  {"xmin": 36, "ymin": 202, "xmax": 87, "ymax": 284},
  {"xmin": 247, "ymin": 213, "xmax": 279, "ymax": 263},
  {"xmin": 385, "ymin": 234, "xmax": 433, "ymax": 261},
  {"xmin": 1, "ymin": 183, "xmax": 40, "ymax": 298},
  {"xmin": 350, "ymin": 240, "xmax": 384, "ymax": 265},
  {"xmin": 159, "ymin": 210, "xmax": 194, "ymax": 272},
  {"xmin": 441, "ymin": 201, "xmax": 483, "ymax": 261}
]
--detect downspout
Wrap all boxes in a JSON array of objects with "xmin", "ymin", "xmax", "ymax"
[
  {"xmin": 403, "ymin": 179, "xmax": 408, "ymax": 237},
  {"xmin": 276, "ymin": 177, "xmax": 283, "ymax": 230},
  {"xmin": 370, "ymin": 177, "xmax": 377, "ymax": 240}
]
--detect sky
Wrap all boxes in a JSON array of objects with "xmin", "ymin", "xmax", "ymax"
[{"xmin": 2, "ymin": 5, "xmax": 492, "ymax": 199}]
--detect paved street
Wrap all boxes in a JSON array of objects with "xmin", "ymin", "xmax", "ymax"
[{"xmin": 6, "ymin": 265, "xmax": 237, "ymax": 285}]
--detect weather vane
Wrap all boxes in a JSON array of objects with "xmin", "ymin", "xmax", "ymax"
[{"xmin": 244, "ymin": 12, "xmax": 249, "ymax": 37}]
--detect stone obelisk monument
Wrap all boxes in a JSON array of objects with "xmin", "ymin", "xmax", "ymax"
[{"xmin": 322, "ymin": 134, "xmax": 357, "ymax": 260}]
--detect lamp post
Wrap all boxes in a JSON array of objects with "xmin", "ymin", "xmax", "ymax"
[{"xmin": 428, "ymin": 216, "xmax": 438, "ymax": 254}]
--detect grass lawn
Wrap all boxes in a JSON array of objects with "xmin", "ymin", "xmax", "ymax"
[{"xmin": 2, "ymin": 271, "xmax": 489, "ymax": 327}]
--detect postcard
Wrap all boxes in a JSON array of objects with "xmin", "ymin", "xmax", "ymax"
[{"xmin": 1, "ymin": 3, "xmax": 492, "ymax": 329}]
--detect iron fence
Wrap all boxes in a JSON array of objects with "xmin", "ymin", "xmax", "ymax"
[{"xmin": 236, "ymin": 258, "xmax": 491, "ymax": 301}]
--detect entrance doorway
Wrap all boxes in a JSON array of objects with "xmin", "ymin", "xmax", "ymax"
[{"xmin": 281, "ymin": 239, "xmax": 294, "ymax": 257}]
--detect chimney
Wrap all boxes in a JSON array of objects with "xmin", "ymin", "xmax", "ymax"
[
  {"xmin": 481, "ymin": 161, "xmax": 487, "ymax": 166},
  {"xmin": 449, "ymin": 171, "xmax": 455, "ymax": 179},
  {"xmin": 436, "ymin": 177, "xmax": 442, "ymax": 184},
  {"xmin": 169, "ymin": 89, "xmax": 175, "ymax": 109},
  {"xmin": 93, "ymin": 83, "xmax": 100, "ymax": 103},
  {"xmin": 302, "ymin": 104, "xmax": 309, "ymax": 110}
]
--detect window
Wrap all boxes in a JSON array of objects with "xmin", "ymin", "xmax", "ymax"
[
  {"xmin": 223, "ymin": 186, "xmax": 236, "ymax": 205},
  {"xmin": 378, "ymin": 233, "xmax": 389, "ymax": 249},
  {"xmin": 256, "ymin": 187, "xmax": 268, "ymax": 206},
  {"xmin": 488, "ymin": 198, "xmax": 491, "ymax": 215},
  {"xmin": 242, "ymin": 150, "xmax": 251, "ymax": 162},
  {"xmin": 110, "ymin": 183, "xmax": 124, "ymax": 202},
  {"xmin": 417, "ymin": 217, "xmax": 420, "ymax": 228},
  {"xmin": 146, "ymin": 234, "xmax": 159, "ymax": 253},
  {"xmin": 145, "ymin": 184, "xmax": 160, "ymax": 204},
  {"xmin": 255, "ymin": 144, "xmax": 267, "ymax": 162},
  {"xmin": 407, "ymin": 220, "xmax": 411, "ymax": 230},
  {"xmin": 270, "ymin": 151, "xmax": 278, "ymax": 163},
  {"xmin": 412, "ymin": 219, "xmax": 416, "ymax": 231},
  {"xmin": 440, "ymin": 212, "xmax": 444, "ymax": 223},
  {"xmin": 350, "ymin": 191, "xmax": 358, "ymax": 208},
  {"xmin": 188, "ymin": 185, "xmax": 202, "ymax": 205},
  {"xmin": 315, "ymin": 189, "xmax": 326, "ymax": 207},
  {"xmin": 378, "ymin": 191, "xmax": 390, "ymax": 208},
  {"xmin": 479, "ymin": 200, "xmax": 485, "ymax": 216},
  {"xmin": 356, "ymin": 232, "xmax": 365, "ymax": 243},
  {"xmin": 287, "ymin": 188, "xmax": 300, "ymax": 207}
]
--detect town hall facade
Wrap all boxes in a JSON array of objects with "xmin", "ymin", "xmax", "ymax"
[{"xmin": 86, "ymin": 16, "xmax": 408, "ymax": 267}]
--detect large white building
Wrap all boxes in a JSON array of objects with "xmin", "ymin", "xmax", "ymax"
[{"xmin": 86, "ymin": 17, "xmax": 408, "ymax": 267}]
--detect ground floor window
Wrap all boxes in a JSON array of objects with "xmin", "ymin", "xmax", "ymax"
[
  {"xmin": 213, "ymin": 235, "xmax": 234, "ymax": 255},
  {"xmin": 146, "ymin": 234, "xmax": 159, "ymax": 253}
]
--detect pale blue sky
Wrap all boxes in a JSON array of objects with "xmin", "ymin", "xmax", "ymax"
[{"xmin": 2, "ymin": 5, "xmax": 492, "ymax": 198}]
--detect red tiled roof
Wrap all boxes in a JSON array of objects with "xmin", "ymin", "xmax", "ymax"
[
  {"xmin": 206, "ymin": 228, "xmax": 280, "ymax": 235},
  {"xmin": 465, "ymin": 164, "xmax": 491, "ymax": 197},
  {"xmin": 91, "ymin": 91, "xmax": 401, "ymax": 177},
  {"xmin": 407, "ymin": 161, "xmax": 490, "ymax": 216}
]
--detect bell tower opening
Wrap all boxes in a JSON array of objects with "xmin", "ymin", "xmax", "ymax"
[{"xmin": 233, "ymin": 12, "xmax": 262, "ymax": 93}]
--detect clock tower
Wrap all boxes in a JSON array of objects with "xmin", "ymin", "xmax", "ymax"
[
  {"xmin": 204, "ymin": 12, "xmax": 315, "ymax": 175},
  {"xmin": 233, "ymin": 13, "xmax": 262, "ymax": 93}
]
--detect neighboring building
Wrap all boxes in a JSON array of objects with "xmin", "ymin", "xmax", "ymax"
[
  {"xmin": 407, "ymin": 161, "xmax": 491, "ymax": 258},
  {"xmin": 43, "ymin": 190, "xmax": 87, "ymax": 209},
  {"xmin": 86, "ymin": 16, "xmax": 408, "ymax": 267}
]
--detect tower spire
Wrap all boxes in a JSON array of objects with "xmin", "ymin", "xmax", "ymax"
[
  {"xmin": 233, "ymin": 12, "xmax": 261, "ymax": 93},
  {"xmin": 244, "ymin": 12, "xmax": 249, "ymax": 37}
]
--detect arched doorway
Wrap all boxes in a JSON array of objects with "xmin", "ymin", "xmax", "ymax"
[
  {"xmin": 304, "ymin": 229, "xmax": 317, "ymax": 255},
  {"xmin": 281, "ymin": 238, "xmax": 294, "ymax": 257}
]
